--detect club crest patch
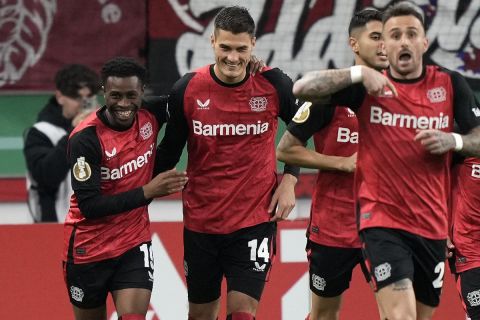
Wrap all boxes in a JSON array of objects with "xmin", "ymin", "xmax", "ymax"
[
  {"xmin": 73, "ymin": 156, "xmax": 91, "ymax": 181},
  {"xmin": 292, "ymin": 101, "xmax": 312, "ymax": 123}
]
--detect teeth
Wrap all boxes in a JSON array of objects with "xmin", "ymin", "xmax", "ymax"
[{"xmin": 117, "ymin": 111, "xmax": 132, "ymax": 117}]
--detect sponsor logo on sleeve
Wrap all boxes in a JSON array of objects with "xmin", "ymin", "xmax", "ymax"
[
  {"xmin": 73, "ymin": 157, "xmax": 91, "ymax": 182},
  {"xmin": 346, "ymin": 108, "xmax": 356, "ymax": 117},
  {"xmin": 292, "ymin": 101, "xmax": 312, "ymax": 123},
  {"xmin": 472, "ymin": 107, "xmax": 480, "ymax": 117}
]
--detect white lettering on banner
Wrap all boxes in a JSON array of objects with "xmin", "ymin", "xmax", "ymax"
[
  {"xmin": 337, "ymin": 127, "xmax": 358, "ymax": 144},
  {"xmin": 0, "ymin": 0, "xmax": 56, "ymax": 87},
  {"xmin": 472, "ymin": 164, "xmax": 480, "ymax": 178},
  {"xmin": 370, "ymin": 106, "xmax": 449, "ymax": 129},
  {"xmin": 98, "ymin": 1, "xmax": 122, "ymax": 24},
  {"xmin": 192, "ymin": 120, "xmax": 269, "ymax": 136},
  {"xmin": 101, "ymin": 143, "xmax": 154, "ymax": 180},
  {"xmin": 169, "ymin": 0, "xmax": 480, "ymax": 83}
]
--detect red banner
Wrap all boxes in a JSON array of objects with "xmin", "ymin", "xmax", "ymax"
[
  {"xmin": 0, "ymin": 221, "xmax": 466, "ymax": 319},
  {"xmin": 0, "ymin": 0, "xmax": 146, "ymax": 91},
  {"xmin": 147, "ymin": 0, "xmax": 480, "ymax": 94}
]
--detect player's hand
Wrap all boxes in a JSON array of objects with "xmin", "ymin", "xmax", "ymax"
[
  {"xmin": 268, "ymin": 174, "xmax": 297, "ymax": 221},
  {"xmin": 249, "ymin": 54, "xmax": 266, "ymax": 76},
  {"xmin": 337, "ymin": 152, "xmax": 357, "ymax": 173},
  {"xmin": 414, "ymin": 129, "xmax": 456, "ymax": 154},
  {"xmin": 446, "ymin": 236, "xmax": 455, "ymax": 258},
  {"xmin": 361, "ymin": 66, "xmax": 398, "ymax": 97},
  {"xmin": 143, "ymin": 168, "xmax": 188, "ymax": 199}
]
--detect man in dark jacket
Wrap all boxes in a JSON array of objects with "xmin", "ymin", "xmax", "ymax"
[{"xmin": 23, "ymin": 64, "xmax": 100, "ymax": 222}]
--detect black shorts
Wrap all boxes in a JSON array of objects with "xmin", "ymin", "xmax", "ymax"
[
  {"xmin": 63, "ymin": 242, "xmax": 154, "ymax": 309},
  {"xmin": 307, "ymin": 240, "xmax": 368, "ymax": 297},
  {"xmin": 360, "ymin": 228, "xmax": 446, "ymax": 307},
  {"xmin": 184, "ymin": 222, "xmax": 277, "ymax": 304},
  {"xmin": 457, "ymin": 267, "xmax": 480, "ymax": 320}
]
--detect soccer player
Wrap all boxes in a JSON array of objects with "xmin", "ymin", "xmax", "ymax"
[
  {"xmin": 451, "ymin": 155, "xmax": 480, "ymax": 320},
  {"xmin": 63, "ymin": 57, "xmax": 188, "ymax": 320},
  {"xmin": 292, "ymin": 2, "xmax": 480, "ymax": 319},
  {"xmin": 276, "ymin": 8, "xmax": 387, "ymax": 320},
  {"xmin": 155, "ymin": 6, "xmax": 300, "ymax": 320}
]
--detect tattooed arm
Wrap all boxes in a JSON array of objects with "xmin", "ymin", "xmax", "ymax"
[
  {"xmin": 292, "ymin": 66, "xmax": 397, "ymax": 102},
  {"xmin": 292, "ymin": 69, "xmax": 353, "ymax": 102}
]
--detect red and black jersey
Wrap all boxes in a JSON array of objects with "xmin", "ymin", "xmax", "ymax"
[
  {"xmin": 288, "ymin": 105, "xmax": 359, "ymax": 248},
  {"xmin": 156, "ymin": 65, "xmax": 300, "ymax": 234},
  {"xmin": 452, "ymin": 157, "xmax": 480, "ymax": 273},
  {"xmin": 64, "ymin": 98, "xmax": 167, "ymax": 264},
  {"xmin": 331, "ymin": 65, "xmax": 480, "ymax": 240}
]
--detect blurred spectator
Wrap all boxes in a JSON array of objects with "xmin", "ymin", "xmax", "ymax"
[{"xmin": 23, "ymin": 64, "xmax": 100, "ymax": 222}]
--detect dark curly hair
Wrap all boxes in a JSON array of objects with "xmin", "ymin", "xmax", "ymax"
[
  {"xmin": 101, "ymin": 57, "xmax": 147, "ymax": 87},
  {"xmin": 54, "ymin": 64, "xmax": 100, "ymax": 98}
]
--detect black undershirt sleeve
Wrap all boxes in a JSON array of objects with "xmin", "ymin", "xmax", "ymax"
[
  {"xmin": 262, "ymin": 68, "xmax": 302, "ymax": 177},
  {"xmin": 330, "ymin": 83, "xmax": 366, "ymax": 112},
  {"xmin": 287, "ymin": 103, "xmax": 336, "ymax": 143},
  {"xmin": 68, "ymin": 127, "xmax": 150, "ymax": 219},
  {"xmin": 153, "ymin": 73, "xmax": 194, "ymax": 175},
  {"xmin": 142, "ymin": 95, "xmax": 168, "ymax": 125},
  {"xmin": 449, "ymin": 71, "xmax": 480, "ymax": 133}
]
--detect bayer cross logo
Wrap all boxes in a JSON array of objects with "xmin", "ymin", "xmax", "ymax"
[
  {"xmin": 249, "ymin": 97, "xmax": 268, "ymax": 112},
  {"xmin": 427, "ymin": 87, "xmax": 447, "ymax": 103},
  {"xmin": 374, "ymin": 262, "xmax": 392, "ymax": 282},
  {"xmin": 140, "ymin": 122, "xmax": 153, "ymax": 140},
  {"xmin": 467, "ymin": 289, "xmax": 480, "ymax": 307},
  {"xmin": 311, "ymin": 273, "xmax": 326, "ymax": 291},
  {"xmin": 70, "ymin": 286, "xmax": 84, "ymax": 302}
]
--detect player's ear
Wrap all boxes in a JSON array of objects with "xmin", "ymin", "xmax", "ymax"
[
  {"xmin": 55, "ymin": 90, "xmax": 65, "ymax": 106},
  {"xmin": 210, "ymin": 32, "xmax": 215, "ymax": 48},
  {"xmin": 349, "ymin": 37, "xmax": 359, "ymax": 54},
  {"xmin": 251, "ymin": 36, "xmax": 256, "ymax": 49},
  {"xmin": 422, "ymin": 36, "xmax": 429, "ymax": 54}
]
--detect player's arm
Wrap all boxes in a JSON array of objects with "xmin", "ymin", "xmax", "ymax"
[
  {"xmin": 154, "ymin": 74, "xmax": 193, "ymax": 175},
  {"xmin": 293, "ymin": 66, "xmax": 397, "ymax": 102},
  {"xmin": 142, "ymin": 95, "xmax": 168, "ymax": 125},
  {"xmin": 415, "ymin": 71, "xmax": 480, "ymax": 156},
  {"xmin": 262, "ymin": 68, "xmax": 303, "ymax": 221},
  {"xmin": 69, "ymin": 128, "xmax": 186, "ymax": 219},
  {"xmin": 277, "ymin": 102, "xmax": 356, "ymax": 172}
]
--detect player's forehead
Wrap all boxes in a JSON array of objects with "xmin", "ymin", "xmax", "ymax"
[
  {"xmin": 365, "ymin": 20, "xmax": 382, "ymax": 33},
  {"xmin": 351, "ymin": 20, "xmax": 382, "ymax": 40},
  {"xmin": 384, "ymin": 15, "xmax": 424, "ymax": 33},
  {"xmin": 214, "ymin": 29, "xmax": 254, "ymax": 46},
  {"xmin": 104, "ymin": 76, "xmax": 142, "ymax": 92}
]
